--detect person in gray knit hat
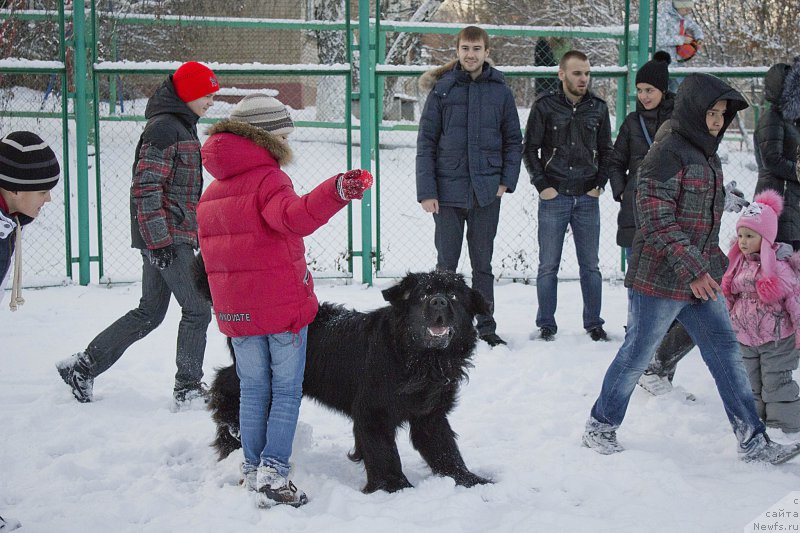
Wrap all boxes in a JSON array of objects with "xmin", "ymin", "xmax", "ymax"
[
  {"xmin": 229, "ymin": 94, "xmax": 295, "ymax": 138},
  {"xmin": 0, "ymin": 130, "xmax": 60, "ymax": 311},
  {"xmin": 197, "ymin": 93, "xmax": 373, "ymax": 508}
]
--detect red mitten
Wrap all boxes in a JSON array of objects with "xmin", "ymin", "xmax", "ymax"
[{"xmin": 336, "ymin": 169, "xmax": 374, "ymax": 200}]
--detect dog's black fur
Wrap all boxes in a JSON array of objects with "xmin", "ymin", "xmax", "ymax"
[{"xmin": 195, "ymin": 255, "xmax": 492, "ymax": 493}]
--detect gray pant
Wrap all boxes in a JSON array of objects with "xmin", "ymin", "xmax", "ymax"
[
  {"xmin": 85, "ymin": 244, "xmax": 211, "ymax": 388},
  {"xmin": 433, "ymin": 198, "xmax": 501, "ymax": 336},
  {"xmin": 741, "ymin": 335, "xmax": 800, "ymax": 432}
]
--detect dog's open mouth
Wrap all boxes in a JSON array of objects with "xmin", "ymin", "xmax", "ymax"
[{"xmin": 427, "ymin": 326, "xmax": 452, "ymax": 337}]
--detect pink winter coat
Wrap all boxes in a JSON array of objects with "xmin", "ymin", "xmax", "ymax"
[
  {"xmin": 197, "ymin": 120, "xmax": 348, "ymax": 337},
  {"xmin": 724, "ymin": 251, "xmax": 800, "ymax": 347}
]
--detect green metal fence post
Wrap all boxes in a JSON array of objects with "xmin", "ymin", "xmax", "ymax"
[
  {"xmin": 638, "ymin": 0, "xmax": 651, "ymax": 72},
  {"xmin": 73, "ymin": 0, "xmax": 91, "ymax": 285},
  {"xmin": 358, "ymin": 0, "xmax": 373, "ymax": 285},
  {"xmin": 57, "ymin": 0, "xmax": 73, "ymax": 279}
]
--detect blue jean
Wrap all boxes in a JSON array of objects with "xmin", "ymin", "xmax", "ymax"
[
  {"xmin": 233, "ymin": 327, "xmax": 308, "ymax": 478},
  {"xmin": 536, "ymin": 193, "xmax": 603, "ymax": 331},
  {"xmin": 433, "ymin": 197, "xmax": 501, "ymax": 335},
  {"xmin": 589, "ymin": 290, "xmax": 766, "ymax": 449}
]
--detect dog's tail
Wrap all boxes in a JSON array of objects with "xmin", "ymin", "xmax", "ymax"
[{"xmin": 208, "ymin": 361, "xmax": 242, "ymax": 460}]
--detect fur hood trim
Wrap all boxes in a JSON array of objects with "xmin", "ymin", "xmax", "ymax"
[
  {"xmin": 781, "ymin": 56, "xmax": 800, "ymax": 122},
  {"xmin": 418, "ymin": 58, "xmax": 496, "ymax": 91},
  {"xmin": 206, "ymin": 119, "xmax": 293, "ymax": 166}
]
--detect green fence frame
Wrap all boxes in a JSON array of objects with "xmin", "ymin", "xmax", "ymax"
[{"xmin": 0, "ymin": 0, "xmax": 770, "ymax": 286}]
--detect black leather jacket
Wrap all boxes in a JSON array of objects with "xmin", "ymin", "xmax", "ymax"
[{"xmin": 522, "ymin": 87, "xmax": 613, "ymax": 195}]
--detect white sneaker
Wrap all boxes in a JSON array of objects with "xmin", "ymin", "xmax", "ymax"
[
  {"xmin": 582, "ymin": 429, "xmax": 625, "ymax": 455},
  {"xmin": 255, "ymin": 465, "xmax": 308, "ymax": 508},
  {"xmin": 637, "ymin": 373, "xmax": 673, "ymax": 396},
  {"xmin": 740, "ymin": 433, "xmax": 800, "ymax": 465}
]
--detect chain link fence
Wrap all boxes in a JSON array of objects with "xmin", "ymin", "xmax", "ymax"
[{"xmin": 2, "ymin": 2, "xmax": 772, "ymax": 288}]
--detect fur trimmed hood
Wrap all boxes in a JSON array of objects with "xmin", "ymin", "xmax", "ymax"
[
  {"xmin": 781, "ymin": 56, "xmax": 800, "ymax": 122},
  {"xmin": 418, "ymin": 58, "xmax": 497, "ymax": 92},
  {"xmin": 206, "ymin": 119, "xmax": 293, "ymax": 166}
]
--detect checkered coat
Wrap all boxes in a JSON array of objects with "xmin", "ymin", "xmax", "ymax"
[
  {"xmin": 130, "ymin": 77, "xmax": 203, "ymax": 250},
  {"xmin": 628, "ymin": 74, "xmax": 749, "ymax": 300}
]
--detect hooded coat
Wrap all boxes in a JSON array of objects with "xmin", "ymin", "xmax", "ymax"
[
  {"xmin": 753, "ymin": 62, "xmax": 800, "ymax": 243},
  {"xmin": 628, "ymin": 73, "xmax": 748, "ymax": 300},
  {"xmin": 723, "ymin": 251, "xmax": 800, "ymax": 348},
  {"xmin": 130, "ymin": 77, "xmax": 205, "ymax": 250},
  {"xmin": 416, "ymin": 60, "xmax": 522, "ymax": 209},
  {"xmin": 197, "ymin": 120, "xmax": 348, "ymax": 337},
  {"xmin": 608, "ymin": 93, "xmax": 675, "ymax": 247}
]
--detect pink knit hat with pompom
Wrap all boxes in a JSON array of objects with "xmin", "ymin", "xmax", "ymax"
[{"xmin": 722, "ymin": 189, "xmax": 784, "ymax": 303}]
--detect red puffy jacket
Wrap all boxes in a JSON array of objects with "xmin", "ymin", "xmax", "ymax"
[{"xmin": 197, "ymin": 120, "xmax": 348, "ymax": 337}]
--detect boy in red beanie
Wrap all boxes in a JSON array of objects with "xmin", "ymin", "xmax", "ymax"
[
  {"xmin": 57, "ymin": 62, "xmax": 219, "ymax": 408},
  {"xmin": 722, "ymin": 190, "xmax": 800, "ymax": 434}
]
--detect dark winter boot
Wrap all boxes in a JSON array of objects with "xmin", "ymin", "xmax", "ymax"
[
  {"xmin": 740, "ymin": 433, "xmax": 800, "ymax": 465},
  {"xmin": 172, "ymin": 382, "xmax": 210, "ymax": 410},
  {"xmin": 256, "ymin": 465, "xmax": 308, "ymax": 508},
  {"xmin": 55, "ymin": 352, "xmax": 94, "ymax": 403}
]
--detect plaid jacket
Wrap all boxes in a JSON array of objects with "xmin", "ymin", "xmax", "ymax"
[
  {"xmin": 130, "ymin": 78, "xmax": 203, "ymax": 250},
  {"xmin": 628, "ymin": 73, "xmax": 749, "ymax": 301}
]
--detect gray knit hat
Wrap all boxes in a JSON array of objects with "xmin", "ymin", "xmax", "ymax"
[
  {"xmin": 0, "ymin": 131, "xmax": 60, "ymax": 192},
  {"xmin": 229, "ymin": 94, "xmax": 295, "ymax": 136}
]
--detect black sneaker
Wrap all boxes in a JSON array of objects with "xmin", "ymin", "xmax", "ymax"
[
  {"xmin": 55, "ymin": 352, "xmax": 94, "ymax": 403},
  {"xmin": 480, "ymin": 333, "xmax": 507, "ymax": 347},
  {"xmin": 588, "ymin": 327, "xmax": 609, "ymax": 342},
  {"xmin": 539, "ymin": 327, "xmax": 555, "ymax": 341},
  {"xmin": 173, "ymin": 382, "xmax": 210, "ymax": 408}
]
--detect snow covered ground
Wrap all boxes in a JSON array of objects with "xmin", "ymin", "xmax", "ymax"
[{"xmin": 2, "ymin": 277, "xmax": 799, "ymax": 532}]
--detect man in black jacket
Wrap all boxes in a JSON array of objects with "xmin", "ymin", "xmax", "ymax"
[{"xmin": 523, "ymin": 50, "xmax": 613, "ymax": 342}]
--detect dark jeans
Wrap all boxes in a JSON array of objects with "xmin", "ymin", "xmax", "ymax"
[
  {"xmin": 645, "ymin": 320, "xmax": 695, "ymax": 380},
  {"xmin": 433, "ymin": 198, "xmax": 501, "ymax": 336},
  {"xmin": 85, "ymin": 244, "xmax": 211, "ymax": 388}
]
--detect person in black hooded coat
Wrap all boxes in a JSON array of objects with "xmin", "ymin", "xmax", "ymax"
[
  {"xmin": 609, "ymin": 51, "xmax": 674, "ymax": 254},
  {"xmin": 583, "ymin": 73, "xmax": 800, "ymax": 465},
  {"xmin": 754, "ymin": 57, "xmax": 800, "ymax": 251}
]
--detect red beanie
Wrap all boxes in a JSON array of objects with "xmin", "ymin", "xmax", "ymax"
[{"xmin": 172, "ymin": 61, "xmax": 219, "ymax": 103}]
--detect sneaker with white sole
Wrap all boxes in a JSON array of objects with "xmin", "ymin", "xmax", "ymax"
[
  {"xmin": 55, "ymin": 352, "xmax": 94, "ymax": 403},
  {"xmin": 740, "ymin": 433, "xmax": 800, "ymax": 465},
  {"xmin": 582, "ymin": 429, "xmax": 625, "ymax": 455},
  {"xmin": 256, "ymin": 465, "xmax": 308, "ymax": 508},
  {"xmin": 637, "ymin": 372, "xmax": 674, "ymax": 396}
]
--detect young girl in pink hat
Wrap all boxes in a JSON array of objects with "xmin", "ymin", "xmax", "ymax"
[{"xmin": 722, "ymin": 189, "xmax": 800, "ymax": 434}]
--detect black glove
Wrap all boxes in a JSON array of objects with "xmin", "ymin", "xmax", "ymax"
[
  {"xmin": 724, "ymin": 181, "xmax": 749, "ymax": 213},
  {"xmin": 147, "ymin": 246, "xmax": 176, "ymax": 270}
]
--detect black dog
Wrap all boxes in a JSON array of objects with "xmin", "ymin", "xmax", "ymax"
[{"xmin": 197, "ymin": 260, "xmax": 493, "ymax": 493}]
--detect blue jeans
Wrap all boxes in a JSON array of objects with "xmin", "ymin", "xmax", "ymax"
[
  {"xmin": 433, "ymin": 197, "xmax": 501, "ymax": 335},
  {"xmin": 536, "ymin": 193, "xmax": 603, "ymax": 331},
  {"xmin": 589, "ymin": 290, "xmax": 766, "ymax": 449},
  {"xmin": 233, "ymin": 327, "xmax": 308, "ymax": 478}
]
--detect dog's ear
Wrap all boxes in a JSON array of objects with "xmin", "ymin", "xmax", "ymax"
[
  {"xmin": 193, "ymin": 252, "xmax": 213, "ymax": 303},
  {"xmin": 382, "ymin": 272, "xmax": 419, "ymax": 304},
  {"xmin": 468, "ymin": 287, "xmax": 492, "ymax": 317}
]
